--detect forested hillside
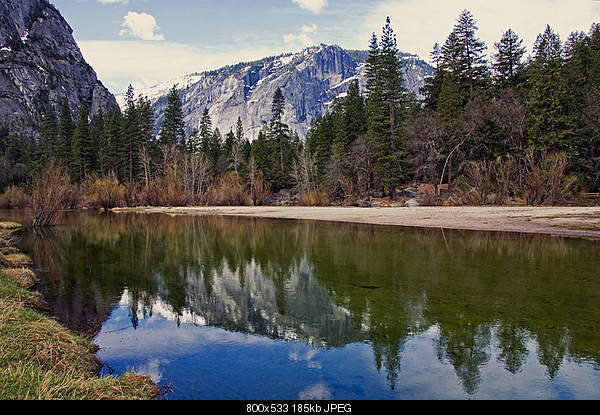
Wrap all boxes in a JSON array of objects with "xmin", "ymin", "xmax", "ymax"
[{"xmin": 1, "ymin": 10, "xmax": 599, "ymax": 209}]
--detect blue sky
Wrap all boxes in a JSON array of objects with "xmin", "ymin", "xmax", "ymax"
[{"xmin": 50, "ymin": 0, "xmax": 600, "ymax": 94}]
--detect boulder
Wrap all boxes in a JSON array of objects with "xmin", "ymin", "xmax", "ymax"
[{"xmin": 406, "ymin": 199, "xmax": 420, "ymax": 208}]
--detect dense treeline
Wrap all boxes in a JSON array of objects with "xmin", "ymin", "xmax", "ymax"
[
  {"xmin": 1, "ymin": 10, "xmax": 599, "ymax": 209},
  {"xmin": 307, "ymin": 12, "xmax": 600, "ymax": 205}
]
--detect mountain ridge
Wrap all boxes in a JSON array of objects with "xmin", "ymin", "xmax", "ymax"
[
  {"xmin": 118, "ymin": 44, "xmax": 434, "ymax": 140},
  {"xmin": 0, "ymin": 0, "xmax": 118, "ymax": 138}
]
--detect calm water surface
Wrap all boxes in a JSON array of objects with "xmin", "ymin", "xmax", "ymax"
[{"xmin": 2, "ymin": 210, "xmax": 600, "ymax": 400}]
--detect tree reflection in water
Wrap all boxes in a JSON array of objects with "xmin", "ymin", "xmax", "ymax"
[{"xmin": 11, "ymin": 211, "xmax": 600, "ymax": 396}]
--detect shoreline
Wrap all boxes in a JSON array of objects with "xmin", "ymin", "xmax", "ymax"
[
  {"xmin": 113, "ymin": 206, "xmax": 600, "ymax": 240},
  {"xmin": 0, "ymin": 222, "xmax": 160, "ymax": 400}
]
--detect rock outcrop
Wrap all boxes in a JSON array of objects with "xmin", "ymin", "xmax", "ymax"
[{"xmin": 0, "ymin": 0, "xmax": 117, "ymax": 138}]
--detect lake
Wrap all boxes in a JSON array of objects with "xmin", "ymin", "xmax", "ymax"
[{"xmin": 3, "ymin": 210, "xmax": 600, "ymax": 400}]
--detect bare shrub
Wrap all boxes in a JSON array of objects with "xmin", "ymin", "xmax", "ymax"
[
  {"xmin": 249, "ymin": 160, "xmax": 272, "ymax": 206},
  {"xmin": 522, "ymin": 151, "xmax": 576, "ymax": 206},
  {"xmin": 465, "ymin": 160, "xmax": 494, "ymax": 205},
  {"xmin": 149, "ymin": 166, "xmax": 190, "ymax": 207},
  {"xmin": 84, "ymin": 173, "xmax": 125, "ymax": 211},
  {"xmin": 492, "ymin": 157, "xmax": 517, "ymax": 205},
  {"xmin": 123, "ymin": 180, "xmax": 143, "ymax": 207},
  {"xmin": 30, "ymin": 161, "xmax": 73, "ymax": 227},
  {"xmin": 0, "ymin": 186, "xmax": 30, "ymax": 209},
  {"xmin": 463, "ymin": 157, "xmax": 517, "ymax": 205},
  {"xmin": 299, "ymin": 189, "xmax": 330, "ymax": 207},
  {"xmin": 207, "ymin": 172, "xmax": 250, "ymax": 206}
]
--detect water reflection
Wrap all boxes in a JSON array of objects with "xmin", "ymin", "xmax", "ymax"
[{"xmin": 7, "ymin": 211, "xmax": 600, "ymax": 399}]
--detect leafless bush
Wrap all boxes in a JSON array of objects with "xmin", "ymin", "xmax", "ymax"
[
  {"xmin": 30, "ymin": 161, "xmax": 73, "ymax": 227},
  {"xmin": 465, "ymin": 160, "xmax": 494, "ymax": 205},
  {"xmin": 249, "ymin": 159, "xmax": 272, "ymax": 206},
  {"xmin": 463, "ymin": 157, "xmax": 518, "ymax": 205},
  {"xmin": 84, "ymin": 173, "xmax": 125, "ymax": 210},
  {"xmin": 123, "ymin": 180, "xmax": 143, "ymax": 207},
  {"xmin": 299, "ymin": 189, "xmax": 330, "ymax": 207},
  {"xmin": 0, "ymin": 186, "xmax": 30, "ymax": 209},
  {"xmin": 206, "ymin": 172, "xmax": 250, "ymax": 206},
  {"xmin": 522, "ymin": 151, "xmax": 576, "ymax": 206},
  {"xmin": 492, "ymin": 157, "xmax": 517, "ymax": 205},
  {"xmin": 144, "ymin": 165, "xmax": 190, "ymax": 207}
]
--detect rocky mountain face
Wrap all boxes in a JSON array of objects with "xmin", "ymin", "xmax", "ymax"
[
  {"xmin": 0, "ymin": 0, "xmax": 117, "ymax": 138},
  {"xmin": 122, "ymin": 45, "xmax": 434, "ymax": 140}
]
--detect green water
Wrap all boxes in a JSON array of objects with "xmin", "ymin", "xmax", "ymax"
[{"xmin": 4, "ymin": 210, "xmax": 600, "ymax": 399}]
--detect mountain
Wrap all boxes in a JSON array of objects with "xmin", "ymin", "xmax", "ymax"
[
  {"xmin": 119, "ymin": 45, "xmax": 434, "ymax": 140},
  {"xmin": 0, "ymin": 0, "xmax": 117, "ymax": 138}
]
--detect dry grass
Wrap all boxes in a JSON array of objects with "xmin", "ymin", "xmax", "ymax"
[
  {"xmin": 1, "ymin": 253, "xmax": 33, "ymax": 268},
  {"xmin": 0, "ymin": 222, "xmax": 22, "ymax": 230},
  {"xmin": 3, "ymin": 269, "xmax": 38, "ymax": 289}
]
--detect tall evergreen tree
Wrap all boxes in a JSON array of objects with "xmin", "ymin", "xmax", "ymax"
[
  {"xmin": 159, "ymin": 86, "xmax": 186, "ymax": 147},
  {"xmin": 527, "ymin": 25, "xmax": 571, "ymax": 152},
  {"xmin": 71, "ymin": 102, "xmax": 91, "ymax": 181},
  {"xmin": 365, "ymin": 17, "xmax": 408, "ymax": 199},
  {"xmin": 441, "ymin": 10, "xmax": 489, "ymax": 103},
  {"xmin": 493, "ymin": 29, "xmax": 527, "ymax": 89},
  {"xmin": 137, "ymin": 96, "xmax": 156, "ymax": 185},
  {"xmin": 268, "ymin": 87, "xmax": 294, "ymax": 189},
  {"xmin": 56, "ymin": 99, "xmax": 74, "ymax": 168},
  {"xmin": 38, "ymin": 103, "xmax": 58, "ymax": 164}
]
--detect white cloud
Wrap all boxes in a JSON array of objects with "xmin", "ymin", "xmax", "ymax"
[
  {"xmin": 119, "ymin": 11, "xmax": 165, "ymax": 41},
  {"xmin": 284, "ymin": 24, "xmax": 319, "ymax": 49},
  {"xmin": 77, "ymin": 40, "xmax": 283, "ymax": 92},
  {"xmin": 357, "ymin": 0, "xmax": 600, "ymax": 62},
  {"xmin": 292, "ymin": 0, "xmax": 328, "ymax": 13},
  {"xmin": 97, "ymin": 0, "xmax": 129, "ymax": 4}
]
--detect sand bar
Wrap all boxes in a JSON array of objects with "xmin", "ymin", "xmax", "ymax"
[{"xmin": 114, "ymin": 206, "xmax": 600, "ymax": 239}]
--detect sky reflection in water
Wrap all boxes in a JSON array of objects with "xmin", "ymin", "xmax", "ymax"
[{"xmin": 5, "ymin": 211, "xmax": 600, "ymax": 400}]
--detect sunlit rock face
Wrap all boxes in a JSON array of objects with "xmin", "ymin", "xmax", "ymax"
[
  {"xmin": 119, "ymin": 45, "xmax": 434, "ymax": 140},
  {"xmin": 0, "ymin": 0, "xmax": 117, "ymax": 137}
]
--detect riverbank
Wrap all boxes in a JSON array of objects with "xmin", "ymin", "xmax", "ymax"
[
  {"xmin": 0, "ymin": 222, "xmax": 160, "ymax": 400},
  {"xmin": 114, "ymin": 206, "xmax": 600, "ymax": 239}
]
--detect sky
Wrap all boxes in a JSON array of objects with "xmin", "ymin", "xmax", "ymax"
[{"xmin": 50, "ymin": 0, "xmax": 600, "ymax": 94}]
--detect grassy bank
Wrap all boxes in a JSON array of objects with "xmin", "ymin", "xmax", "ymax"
[{"xmin": 0, "ymin": 223, "xmax": 159, "ymax": 400}]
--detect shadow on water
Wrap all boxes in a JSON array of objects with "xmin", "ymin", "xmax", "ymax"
[{"xmin": 3, "ymin": 209, "xmax": 600, "ymax": 398}]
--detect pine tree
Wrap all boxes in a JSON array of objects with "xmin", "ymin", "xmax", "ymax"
[
  {"xmin": 343, "ymin": 80, "xmax": 366, "ymax": 147},
  {"xmin": 421, "ymin": 43, "xmax": 445, "ymax": 109},
  {"xmin": 71, "ymin": 102, "xmax": 91, "ymax": 181},
  {"xmin": 493, "ymin": 29, "xmax": 527, "ymax": 88},
  {"xmin": 198, "ymin": 107, "xmax": 213, "ymax": 157},
  {"xmin": 56, "ymin": 99, "xmax": 74, "ymax": 168},
  {"xmin": 364, "ymin": 17, "xmax": 408, "ymax": 199},
  {"xmin": 106, "ymin": 108, "xmax": 124, "ymax": 178},
  {"xmin": 92, "ymin": 110, "xmax": 107, "ymax": 175},
  {"xmin": 441, "ymin": 10, "xmax": 489, "ymax": 104},
  {"xmin": 121, "ymin": 85, "xmax": 141, "ymax": 183},
  {"xmin": 454, "ymin": 10, "xmax": 489, "ymax": 97},
  {"xmin": 268, "ymin": 87, "xmax": 293, "ymax": 189},
  {"xmin": 137, "ymin": 96, "xmax": 156, "ymax": 185},
  {"xmin": 38, "ymin": 103, "xmax": 58, "ymax": 164},
  {"xmin": 159, "ymin": 86, "xmax": 186, "ymax": 147},
  {"xmin": 527, "ymin": 25, "xmax": 571, "ymax": 152}
]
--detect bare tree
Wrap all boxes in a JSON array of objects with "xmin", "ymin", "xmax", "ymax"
[
  {"xmin": 30, "ymin": 161, "xmax": 73, "ymax": 227},
  {"xmin": 183, "ymin": 151, "xmax": 210, "ymax": 204},
  {"xmin": 350, "ymin": 136, "xmax": 373, "ymax": 197},
  {"xmin": 407, "ymin": 112, "xmax": 445, "ymax": 194}
]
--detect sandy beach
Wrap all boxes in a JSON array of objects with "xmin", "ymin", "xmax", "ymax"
[{"xmin": 114, "ymin": 206, "xmax": 600, "ymax": 239}]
